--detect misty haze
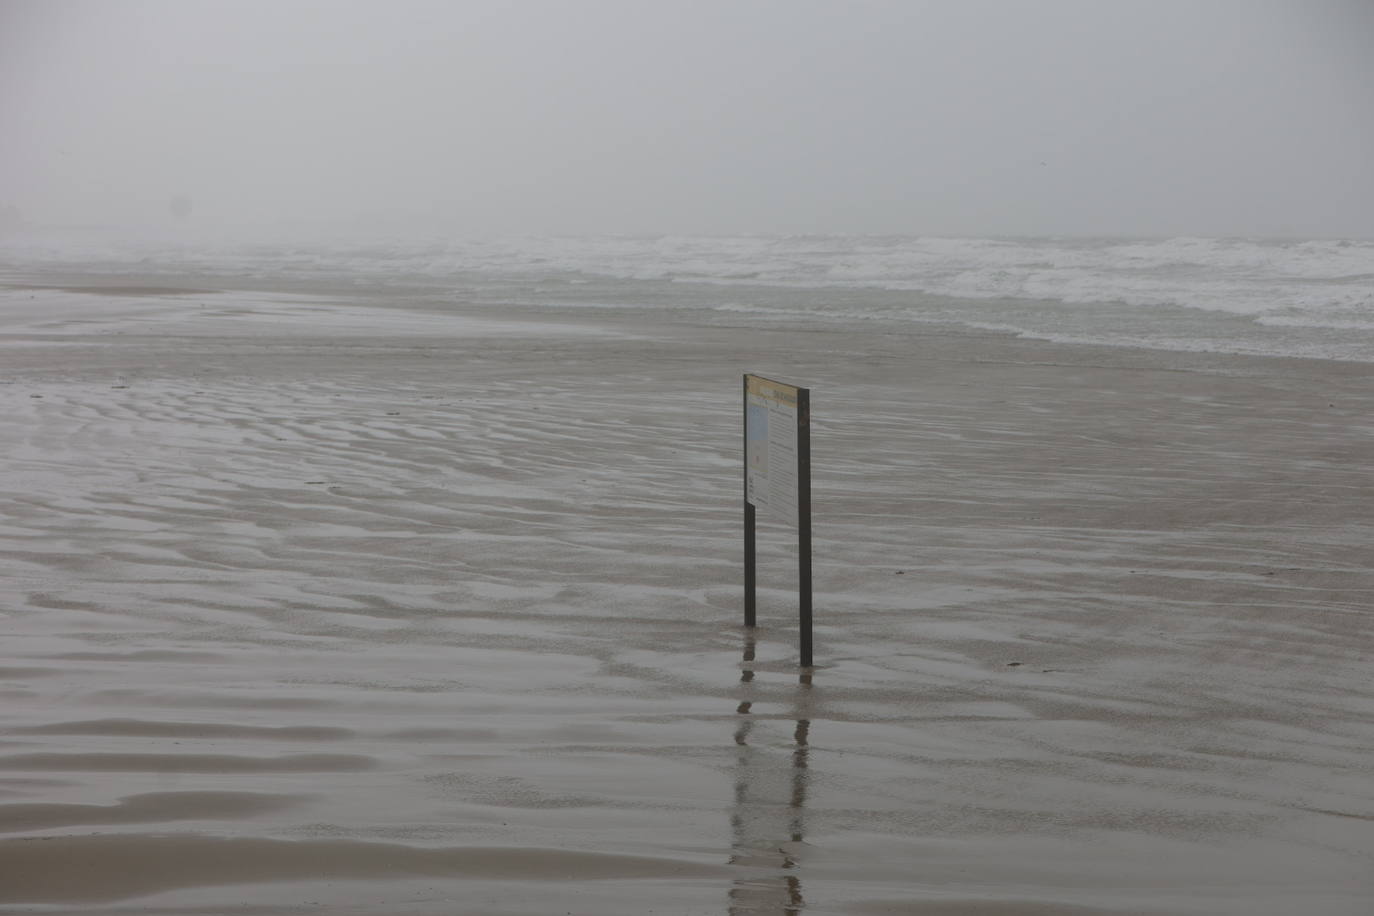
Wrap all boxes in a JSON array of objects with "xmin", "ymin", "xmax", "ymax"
[{"xmin": 2, "ymin": 2, "xmax": 1373, "ymax": 914}]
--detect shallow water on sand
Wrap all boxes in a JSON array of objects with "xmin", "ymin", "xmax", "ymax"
[{"xmin": 1, "ymin": 281, "xmax": 1373, "ymax": 914}]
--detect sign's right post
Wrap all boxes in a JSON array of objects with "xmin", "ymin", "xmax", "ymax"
[{"xmin": 797, "ymin": 386, "xmax": 812, "ymax": 667}]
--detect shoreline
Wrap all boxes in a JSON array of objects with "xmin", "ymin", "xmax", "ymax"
[{"xmin": 10, "ymin": 252, "xmax": 1374, "ymax": 371}]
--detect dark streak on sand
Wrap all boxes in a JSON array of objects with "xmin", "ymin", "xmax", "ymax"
[
  {"xmin": 0, "ymin": 753, "xmax": 376, "ymax": 773},
  {"xmin": 0, "ymin": 791, "xmax": 303, "ymax": 833},
  {"xmin": 2, "ymin": 284, "xmax": 219, "ymax": 298},
  {"xmin": 9, "ymin": 718, "xmax": 353, "ymax": 740},
  {"xmin": 0, "ymin": 834, "xmax": 730, "ymax": 903}
]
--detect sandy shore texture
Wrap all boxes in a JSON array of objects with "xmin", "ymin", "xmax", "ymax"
[{"xmin": 1, "ymin": 276, "xmax": 1372, "ymax": 915}]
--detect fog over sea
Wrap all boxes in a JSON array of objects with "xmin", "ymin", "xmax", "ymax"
[{"xmin": 6, "ymin": 232, "xmax": 1374, "ymax": 362}]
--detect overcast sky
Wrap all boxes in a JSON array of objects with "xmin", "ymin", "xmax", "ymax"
[{"xmin": 3, "ymin": 0, "xmax": 1372, "ymax": 237}]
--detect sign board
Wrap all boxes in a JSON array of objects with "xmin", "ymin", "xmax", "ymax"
[
  {"xmin": 742, "ymin": 374, "xmax": 813, "ymax": 666},
  {"xmin": 745, "ymin": 375, "xmax": 801, "ymax": 527}
]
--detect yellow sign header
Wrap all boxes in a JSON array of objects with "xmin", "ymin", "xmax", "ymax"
[{"xmin": 746, "ymin": 375, "xmax": 799, "ymax": 407}]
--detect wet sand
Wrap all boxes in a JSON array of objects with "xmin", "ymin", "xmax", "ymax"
[{"xmin": 1, "ymin": 279, "xmax": 1372, "ymax": 914}]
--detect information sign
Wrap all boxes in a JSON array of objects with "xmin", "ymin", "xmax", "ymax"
[
  {"xmin": 742, "ymin": 374, "xmax": 813, "ymax": 666},
  {"xmin": 745, "ymin": 375, "xmax": 801, "ymax": 527}
]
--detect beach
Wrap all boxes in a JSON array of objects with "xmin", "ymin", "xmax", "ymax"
[{"xmin": 1, "ymin": 273, "xmax": 1372, "ymax": 914}]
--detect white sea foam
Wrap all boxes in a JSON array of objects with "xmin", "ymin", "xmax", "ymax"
[{"xmin": 5, "ymin": 230, "xmax": 1374, "ymax": 360}]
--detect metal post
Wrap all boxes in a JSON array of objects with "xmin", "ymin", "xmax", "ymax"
[{"xmin": 797, "ymin": 387, "xmax": 812, "ymax": 667}]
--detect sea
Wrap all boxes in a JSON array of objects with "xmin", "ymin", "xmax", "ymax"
[{"xmin": 5, "ymin": 231, "xmax": 1374, "ymax": 362}]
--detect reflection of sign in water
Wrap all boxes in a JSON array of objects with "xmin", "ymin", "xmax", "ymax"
[
  {"xmin": 745, "ymin": 376, "xmax": 800, "ymax": 527},
  {"xmin": 728, "ymin": 633, "xmax": 811, "ymax": 915}
]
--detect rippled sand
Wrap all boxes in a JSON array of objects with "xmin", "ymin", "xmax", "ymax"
[{"xmin": 1, "ymin": 279, "xmax": 1372, "ymax": 914}]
